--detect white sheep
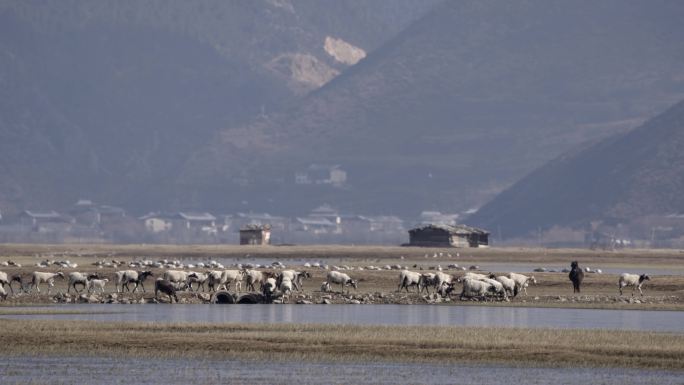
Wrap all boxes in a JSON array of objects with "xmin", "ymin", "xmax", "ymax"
[
  {"xmin": 244, "ymin": 269, "xmax": 265, "ymax": 291},
  {"xmin": 277, "ymin": 270, "xmax": 310, "ymax": 291},
  {"xmin": 462, "ymin": 272, "xmax": 488, "ymax": 281},
  {"xmin": 326, "ymin": 271, "xmax": 357, "ymax": 293},
  {"xmin": 279, "ymin": 277, "xmax": 294, "ymax": 295},
  {"xmin": 494, "ymin": 276, "xmax": 517, "ymax": 297},
  {"xmin": 163, "ymin": 270, "xmax": 190, "ymax": 286},
  {"xmin": 320, "ymin": 281, "xmax": 331, "ymax": 292},
  {"xmin": 507, "ymin": 273, "xmax": 537, "ymax": 296},
  {"xmin": 479, "ymin": 277, "xmax": 508, "ymax": 300},
  {"xmin": 187, "ymin": 272, "xmax": 209, "ymax": 292},
  {"xmin": 30, "ymin": 271, "xmax": 64, "ymax": 294},
  {"xmin": 0, "ymin": 271, "xmax": 10, "ymax": 294},
  {"xmin": 460, "ymin": 278, "xmax": 495, "ymax": 299},
  {"xmin": 434, "ymin": 271, "xmax": 454, "ymax": 287},
  {"xmin": 87, "ymin": 278, "xmax": 109, "ymax": 294},
  {"xmin": 397, "ymin": 270, "xmax": 422, "ymax": 292},
  {"xmin": 67, "ymin": 272, "xmax": 92, "ymax": 294},
  {"xmin": 618, "ymin": 273, "xmax": 650, "ymax": 296},
  {"xmin": 219, "ymin": 270, "xmax": 245, "ymax": 292},
  {"xmin": 115, "ymin": 270, "xmax": 153, "ymax": 293}
]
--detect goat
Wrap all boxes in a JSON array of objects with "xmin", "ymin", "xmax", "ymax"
[
  {"xmin": 493, "ymin": 275, "xmax": 518, "ymax": 297},
  {"xmin": 163, "ymin": 270, "xmax": 190, "ymax": 287},
  {"xmin": 67, "ymin": 272, "xmax": 99, "ymax": 294},
  {"xmin": 419, "ymin": 273, "xmax": 438, "ymax": 294},
  {"xmin": 506, "ymin": 273, "xmax": 536, "ymax": 296},
  {"xmin": 219, "ymin": 270, "xmax": 245, "ymax": 292},
  {"xmin": 569, "ymin": 261, "xmax": 584, "ymax": 293},
  {"xmin": 618, "ymin": 273, "xmax": 650, "ymax": 296},
  {"xmin": 115, "ymin": 270, "xmax": 153, "ymax": 293},
  {"xmin": 30, "ymin": 271, "xmax": 64, "ymax": 294},
  {"xmin": 326, "ymin": 271, "xmax": 357, "ymax": 293},
  {"xmin": 397, "ymin": 270, "xmax": 421, "ymax": 292},
  {"xmin": 87, "ymin": 278, "xmax": 109, "ymax": 294},
  {"xmin": 244, "ymin": 269, "xmax": 264, "ymax": 291},
  {"xmin": 460, "ymin": 278, "xmax": 497, "ymax": 300},
  {"xmin": 155, "ymin": 279, "xmax": 179, "ymax": 303},
  {"xmin": 187, "ymin": 272, "xmax": 209, "ymax": 292},
  {"xmin": 276, "ymin": 270, "xmax": 310, "ymax": 291}
]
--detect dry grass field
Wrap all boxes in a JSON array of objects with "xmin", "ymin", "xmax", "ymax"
[{"xmin": 0, "ymin": 319, "xmax": 682, "ymax": 370}]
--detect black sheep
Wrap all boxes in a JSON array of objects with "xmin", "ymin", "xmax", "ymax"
[{"xmin": 155, "ymin": 279, "xmax": 179, "ymax": 303}]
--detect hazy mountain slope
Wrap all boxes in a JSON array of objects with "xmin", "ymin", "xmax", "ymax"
[
  {"xmin": 469, "ymin": 100, "xmax": 684, "ymax": 238},
  {"xmin": 181, "ymin": 0, "xmax": 684, "ymax": 216},
  {"xmin": 0, "ymin": 1, "xmax": 438, "ymax": 215}
]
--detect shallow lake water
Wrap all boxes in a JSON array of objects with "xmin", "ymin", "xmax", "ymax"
[
  {"xmin": 3, "ymin": 304, "xmax": 684, "ymax": 332},
  {"xmin": 0, "ymin": 356, "xmax": 682, "ymax": 385}
]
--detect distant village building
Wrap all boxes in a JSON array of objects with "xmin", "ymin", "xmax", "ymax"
[
  {"xmin": 295, "ymin": 164, "xmax": 347, "ymax": 187},
  {"xmin": 240, "ymin": 224, "xmax": 271, "ymax": 245},
  {"xmin": 408, "ymin": 224, "xmax": 489, "ymax": 248},
  {"xmin": 174, "ymin": 212, "xmax": 216, "ymax": 231},
  {"xmin": 20, "ymin": 210, "xmax": 71, "ymax": 228},
  {"xmin": 295, "ymin": 217, "xmax": 339, "ymax": 234},
  {"xmin": 139, "ymin": 212, "xmax": 175, "ymax": 233},
  {"xmin": 71, "ymin": 199, "xmax": 126, "ymax": 226}
]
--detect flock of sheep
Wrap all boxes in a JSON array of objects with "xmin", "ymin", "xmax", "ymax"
[{"xmin": 0, "ymin": 260, "xmax": 653, "ymax": 303}]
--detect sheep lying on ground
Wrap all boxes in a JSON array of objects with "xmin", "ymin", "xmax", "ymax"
[
  {"xmin": 30, "ymin": 271, "xmax": 64, "ymax": 294},
  {"xmin": 618, "ymin": 273, "xmax": 650, "ymax": 296}
]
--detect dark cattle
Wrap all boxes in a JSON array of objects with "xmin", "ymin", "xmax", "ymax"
[
  {"xmin": 569, "ymin": 261, "xmax": 584, "ymax": 293},
  {"xmin": 155, "ymin": 279, "xmax": 179, "ymax": 303}
]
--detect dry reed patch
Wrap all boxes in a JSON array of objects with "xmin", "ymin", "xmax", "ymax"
[{"xmin": 0, "ymin": 320, "xmax": 682, "ymax": 370}]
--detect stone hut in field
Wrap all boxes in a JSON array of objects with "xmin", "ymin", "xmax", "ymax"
[
  {"xmin": 407, "ymin": 224, "xmax": 489, "ymax": 248},
  {"xmin": 239, "ymin": 224, "xmax": 271, "ymax": 245}
]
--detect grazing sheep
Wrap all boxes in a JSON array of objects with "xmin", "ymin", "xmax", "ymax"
[
  {"xmin": 218, "ymin": 270, "xmax": 245, "ymax": 292},
  {"xmin": 460, "ymin": 278, "xmax": 496, "ymax": 300},
  {"xmin": 30, "ymin": 271, "xmax": 65, "ymax": 294},
  {"xmin": 8, "ymin": 274, "xmax": 24, "ymax": 295},
  {"xmin": 434, "ymin": 271, "xmax": 454, "ymax": 287},
  {"xmin": 262, "ymin": 277, "xmax": 278, "ymax": 299},
  {"xmin": 206, "ymin": 270, "xmax": 224, "ymax": 292},
  {"xmin": 187, "ymin": 272, "xmax": 209, "ymax": 292},
  {"xmin": 479, "ymin": 278, "xmax": 508, "ymax": 300},
  {"xmin": 115, "ymin": 270, "xmax": 153, "ymax": 293},
  {"xmin": 163, "ymin": 270, "xmax": 190, "ymax": 286},
  {"xmin": 67, "ymin": 272, "xmax": 99, "ymax": 294},
  {"xmin": 569, "ymin": 261, "xmax": 584, "ymax": 293},
  {"xmin": 276, "ymin": 270, "xmax": 311, "ymax": 291},
  {"xmin": 245, "ymin": 270, "xmax": 265, "ymax": 291},
  {"xmin": 493, "ymin": 275, "xmax": 518, "ymax": 297},
  {"xmin": 0, "ymin": 271, "xmax": 11, "ymax": 295},
  {"xmin": 320, "ymin": 281, "xmax": 331, "ymax": 292},
  {"xmin": 326, "ymin": 271, "xmax": 357, "ymax": 293},
  {"xmin": 506, "ymin": 273, "xmax": 537, "ymax": 296},
  {"xmin": 419, "ymin": 273, "xmax": 438, "ymax": 294},
  {"xmin": 397, "ymin": 270, "xmax": 422, "ymax": 292},
  {"xmin": 155, "ymin": 279, "xmax": 179, "ymax": 303},
  {"xmin": 462, "ymin": 272, "xmax": 488, "ymax": 281},
  {"xmin": 618, "ymin": 273, "xmax": 650, "ymax": 296},
  {"xmin": 279, "ymin": 277, "xmax": 294, "ymax": 295},
  {"xmin": 87, "ymin": 278, "xmax": 109, "ymax": 294},
  {"xmin": 437, "ymin": 281, "xmax": 457, "ymax": 298}
]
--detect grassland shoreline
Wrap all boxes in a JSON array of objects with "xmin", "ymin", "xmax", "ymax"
[{"xmin": 0, "ymin": 319, "xmax": 682, "ymax": 370}]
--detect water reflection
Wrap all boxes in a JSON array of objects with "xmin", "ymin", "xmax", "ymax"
[{"xmin": 2, "ymin": 304, "xmax": 683, "ymax": 332}]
